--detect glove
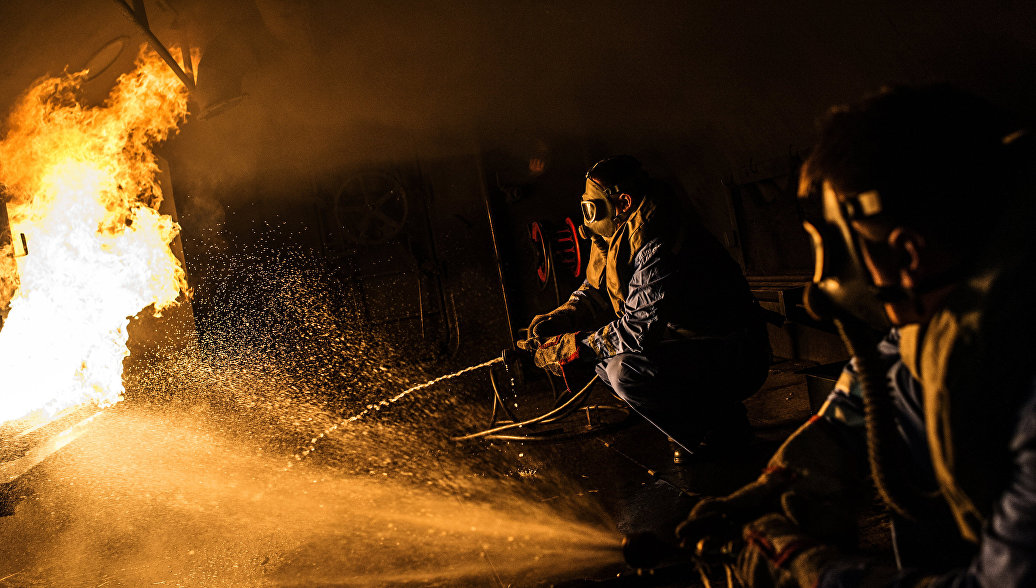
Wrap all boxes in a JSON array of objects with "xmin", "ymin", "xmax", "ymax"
[
  {"xmin": 676, "ymin": 466, "xmax": 795, "ymax": 558},
  {"xmin": 676, "ymin": 417, "xmax": 865, "ymax": 556},
  {"xmin": 517, "ymin": 332, "xmax": 586, "ymax": 376},
  {"xmin": 527, "ymin": 307, "xmax": 580, "ymax": 340},
  {"xmin": 736, "ymin": 513, "xmax": 837, "ymax": 588},
  {"xmin": 527, "ymin": 294, "xmax": 606, "ymax": 340}
]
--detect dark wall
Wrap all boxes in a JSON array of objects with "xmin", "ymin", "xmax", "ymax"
[{"xmin": 1, "ymin": 1, "xmax": 1035, "ymax": 360}]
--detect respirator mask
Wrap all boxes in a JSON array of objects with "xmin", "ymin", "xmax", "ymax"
[
  {"xmin": 579, "ymin": 175, "xmax": 622, "ymax": 239},
  {"xmin": 800, "ymin": 180, "xmax": 892, "ymax": 331}
]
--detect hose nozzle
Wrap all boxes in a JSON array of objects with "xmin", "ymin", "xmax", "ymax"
[
  {"xmin": 622, "ymin": 532, "xmax": 679, "ymax": 570},
  {"xmin": 501, "ymin": 347, "xmax": 520, "ymax": 364}
]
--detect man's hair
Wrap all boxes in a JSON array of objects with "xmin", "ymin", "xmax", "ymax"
[
  {"xmin": 587, "ymin": 155, "xmax": 649, "ymax": 197},
  {"xmin": 801, "ymin": 85, "xmax": 1024, "ymax": 253}
]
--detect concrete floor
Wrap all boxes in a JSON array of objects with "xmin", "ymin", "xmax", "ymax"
[
  {"xmin": 0, "ymin": 357, "xmax": 891, "ymax": 587},
  {"xmin": 448, "ymin": 358, "xmax": 830, "ymax": 586}
]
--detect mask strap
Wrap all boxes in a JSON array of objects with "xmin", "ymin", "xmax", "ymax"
[{"xmin": 871, "ymin": 265, "xmax": 968, "ymax": 304}]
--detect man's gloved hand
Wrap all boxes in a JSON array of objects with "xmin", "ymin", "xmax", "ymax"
[
  {"xmin": 676, "ymin": 466, "xmax": 796, "ymax": 556},
  {"xmin": 516, "ymin": 333, "xmax": 587, "ymax": 376},
  {"xmin": 528, "ymin": 294, "xmax": 607, "ymax": 340},
  {"xmin": 735, "ymin": 513, "xmax": 837, "ymax": 588},
  {"xmin": 527, "ymin": 307, "xmax": 581, "ymax": 340},
  {"xmin": 676, "ymin": 417, "xmax": 866, "ymax": 563}
]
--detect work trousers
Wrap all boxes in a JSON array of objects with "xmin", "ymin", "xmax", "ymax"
[{"xmin": 595, "ymin": 327, "xmax": 770, "ymax": 451}]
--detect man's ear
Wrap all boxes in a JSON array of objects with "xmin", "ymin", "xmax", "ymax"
[
  {"xmin": 616, "ymin": 193, "xmax": 633, "ymax": 214},
  {"xmin": 888, "ymin": 227, "xmax": 926, "ymax": 284}
]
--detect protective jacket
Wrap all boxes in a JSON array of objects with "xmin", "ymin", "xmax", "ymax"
[
  {"xmin": 815, "ymin": 294, "xmax": 1036, "ymax": 586},
  {"xmin": 565, "ymin": 194, "xmax": 759, "ymax": 359}
]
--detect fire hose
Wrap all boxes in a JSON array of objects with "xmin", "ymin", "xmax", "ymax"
[
  {"xmin": 449, "ymin": 370, "xmax": 602, "ymax": 442},
  {"xmin": 450, "ymin": 340, "xmax": 630, "ymax": 442},
  {"xmin": 288, "ymin": 344, "xmax": 629, "ymax": 467}
]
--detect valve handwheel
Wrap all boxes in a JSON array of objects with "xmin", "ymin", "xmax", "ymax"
[
  {"xmin": 559, "ymin": 217, "xmax": 583, "ymax": 278},
  {"xmin": 334, "ymin": 172, "xmax": 409, "ymax": 244},
  {"xmin": 528, "ymin": 221, "xmax": 551, "ymax": 286}
]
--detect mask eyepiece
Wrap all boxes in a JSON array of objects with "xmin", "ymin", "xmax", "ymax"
[{"xmin": 580, "ymin": 200, "xmax": 598, "ymax": 223}]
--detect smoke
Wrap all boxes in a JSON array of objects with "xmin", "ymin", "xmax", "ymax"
[
  {"xmin": 3, "ymin": 0, "xmax": 1036, "ymax": 202},
  {"xmin": 159, "ymin": 0, "xmax": 794, "ymax": 190}
]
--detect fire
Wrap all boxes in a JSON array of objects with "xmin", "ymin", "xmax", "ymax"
[{"xmin": 0, "ymin": 47, "xmax": 190, "ymax": 423}]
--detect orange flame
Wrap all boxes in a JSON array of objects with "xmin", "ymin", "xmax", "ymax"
[{"xmin": 0, "ymin": 47, "xmax": 190, "ymax": 423}]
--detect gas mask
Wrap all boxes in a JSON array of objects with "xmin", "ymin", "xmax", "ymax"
[
  {"xmin": 579, "ymin": 176, "xmax": 622, "ymax": 239},
  {"xmin": 800, "ymin": 180, "xmax": 892, "ymax": 331}
]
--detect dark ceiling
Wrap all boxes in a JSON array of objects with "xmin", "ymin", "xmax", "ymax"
[{"xmin": 0, "ymin": 1, "xmax": 1034, "ymax": 194}]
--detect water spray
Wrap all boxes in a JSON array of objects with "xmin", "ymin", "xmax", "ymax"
[
  {"xmin": 286, "ymin": 343, "xmax": 630, "ymax": 468},
  {"xmin": 285, "ymin": 355, "xmax": 504, "ymax": 468}
]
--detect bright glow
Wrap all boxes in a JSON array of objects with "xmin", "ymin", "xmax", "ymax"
[{"xmin": 0, "ymin": 46, "xmax": 189, "ymax": 423}]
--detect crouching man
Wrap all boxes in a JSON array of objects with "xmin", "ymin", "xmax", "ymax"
[{"xmin": 519, "ymin": 155, "xmax": 770, "ymax": 456}]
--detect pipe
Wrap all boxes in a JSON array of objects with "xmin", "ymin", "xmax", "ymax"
[
  {"xmin": 475, "ymin": 153, "xmax": 516, "ymax": 345},
  {"xmin": 111, "ymin": 0, "xmax": 196, "ymax": 91}
]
